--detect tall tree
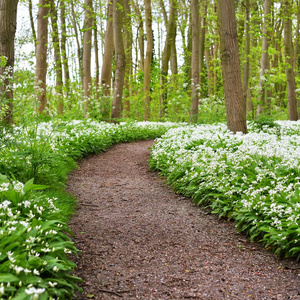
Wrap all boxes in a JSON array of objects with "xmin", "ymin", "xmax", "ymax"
[
  {"xmin": 0, "ymin": 0, "xmax": 19, "ymax": 124},
  {"xmin": 190, "ymin": 0, "xmax": 200, "ymax": 123},
  {"xmin": 257, "ymin": 0, "xmax": 271, "ymax": 116},
  {"xmin": 111, "ymin": 0, "xmax": 126, "ymax": 120},
  {"xmin": 143, "ymin": 0, "xmax": 153, "ymax": 120},
  {"xmin": 35, "ymin": 0, "xmax": 50, "ymax": 115},
  {"xmin": 243, "ymin": 0, "xmax": 250, "ymax": 113},
  {"xmin": 283, "ymin": 1, "xmax": 298, "ymax": 120},
  {"xmin": 50, "ymin": 0, "xmax": 64, "ymax": 114},
  {"xmin": 160, "ymin": 0, "xmax": 177, "ymax": 117},
  {"xmin": 101, "ymin": 0, "xmax": 114, "ymax": 118},
  {"xmin": 216, "ymin": 0, "xmax": 247, "ymax": 133},
  {"xmin": 82, "ymin": 0, "xmax": 93, "ymax": 118},
  {"xmin": 29, "ymin": 0, "xmax": 37, "ymax": 46},
  {"xmin": 60, "ymin": 0, "xmax": 70, "ymax": 97}
]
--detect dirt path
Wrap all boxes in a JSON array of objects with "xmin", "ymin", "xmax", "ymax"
[{"xmin": 67, "ymin": 140, "xmax": 300, "ymax": 299}]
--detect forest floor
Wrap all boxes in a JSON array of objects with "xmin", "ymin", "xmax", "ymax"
[{"xmin": 66, "ymin": 140, "xmax": 300, "ymax": 300}]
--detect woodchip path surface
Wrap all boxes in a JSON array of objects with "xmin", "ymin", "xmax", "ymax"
[{"xmin": 67, "ymin": 140, "xmax": 300, "ymax": 299}]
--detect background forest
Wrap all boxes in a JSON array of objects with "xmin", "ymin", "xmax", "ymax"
[{"xmin": 1, "ymin": 0, "xmax": 300, "ymax": 128}]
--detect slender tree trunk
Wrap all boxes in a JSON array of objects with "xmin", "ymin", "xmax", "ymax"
[
  {"xmin": 143, "ymin": 0, "xmax": 153, "ymax": 120},
  {"xmin": 94, "ymin": 16, "xmax": 100, "ymax": 101},
  {"xmin": 123, "ymin": 0, "xmax": 133, "ymax": 117},
  {"xmin": 294, "ymin": 0, "xmax": 300, "ymax": 72},
  {"xmin": 160, "ymin": 0, "xmax": 177, "ymax": 118},
  {"xmin": 83, "ymin": 0, "xmax": 93, "ymax": 118},
  {"xmin": 257, "ymin": 0, "xmax": 271, "ymax": 116},
  {"xmin": 216, "ymin": 0, "xmax": 247, "ymax": 133},
  {"xmin": 71, "ymin": 1, "xmax": 83, "ymax": 82},
  {"xmin": 190, "ymin": 0, "xmax": 200, "ymax": 123},
  {"xmin": 35, "ymin": 0, "xmax": 50, "ymax": 115},
  {"xmin": 60, "ymin": 0, "xmax": 70, "ymax": 97},
  {"xmin": 50, "ymin": 0, "xmax": 64, "ymax": 114},
  {"xmin": 0, "ymin": 0, "xmax": 18, "ymax": 124},
  {"xmin": 283, "ymin": 1, "xmax": 298, "ymax": 120},
  {"xmin": 243, "ymin": 0, "xmax": 251, "ymax": 114},
  {"xmin": 111, "ymin": 0, "xmax": 126, "ymax": 120},
  {"xmin": 132, "ymin": 1, "xmax": 144, "ymax": 71},
  {"xmin": 199, "ymin": 0, "xmax": 207, "ymax": 89},
  {"xmin": 101, "ymin": 0, "xmax": 114, "ymax": 118},
  {"xmin": 29, "ymin": 0, "xmax": 37, "ymax": 46}
]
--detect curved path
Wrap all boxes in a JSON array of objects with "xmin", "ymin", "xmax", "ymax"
[{"xmin": 67, "ymin": 140, "xmax": 300, "ymax": 299}]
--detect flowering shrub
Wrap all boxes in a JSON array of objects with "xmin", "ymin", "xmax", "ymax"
[{"xmin": 150, "ymin": 121, "xmax": 300, "ymax": 259}]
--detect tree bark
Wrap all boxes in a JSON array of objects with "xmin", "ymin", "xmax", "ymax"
[
  {"xmin": 257, "ymin": 0, "xmax": 271, "ymax": 116},
  {"xmin": 143, "ymin": 0, "xmax": 153, "ymax": 120},
  {"xmin": 160, "ymin": 0, "xmax": 177, "ymax": 118},
  {"xmin": 60, "ymin": 0, "xmax": 70, "ymax": 97},
  {"xmin": 111, "ymin": 0, "xmax": 126, "ymax": 120},
  {"xmin": 83, "ymin": 0, "xmax": 93, "ymax": 118},
  {"xmin": 50, "ymin": 0, "xmax": 64, "ymax": 114},
  {"xmin": 101, "ymin": 0, "xmax": 114, "ymax": 118},
  {"xmin": 0, "ymin": 0, "xmax": 18, "ymax": 124},
  {"xmin": 94, "ymin": 15, "xmax": 100, "ymax": 101},
  {"xmin": 35, "ymin": 0, "xmax": 50, "ymax": 115},
  {"xmin": 29, "ymin": 0, "xmax": 37, "ymax": 46},
  {"xmin": 216, "ymin": 0, "xmax": 247, "ymax": 133},
  {"xmin": 190, "ymin": 0, "xmax": 200, "ymax": 123},
  {"xmin": 283, "ymin": 1, "xmax": 298, "ymax": 120}
]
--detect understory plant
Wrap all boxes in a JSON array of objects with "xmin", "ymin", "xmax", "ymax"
[{"xmin": 150, "ymin": 121, "xmax": 300, "ymax": 260}]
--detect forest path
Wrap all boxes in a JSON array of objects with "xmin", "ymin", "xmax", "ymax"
[{"xmin": 67, "ymin": 140, "xmax": 300, "ymax": 299}]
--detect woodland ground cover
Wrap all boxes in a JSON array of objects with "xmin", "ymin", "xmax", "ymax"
[
  {"xmin": 150, "ymin": 120, "xmax": 300, "ymax": 260},
  {"xmin": 0, "ymin": 120, "xmax": 178, "ymax": 299}
]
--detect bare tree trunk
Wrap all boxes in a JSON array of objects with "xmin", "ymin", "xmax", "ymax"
[
  {"xmin": 123, "ymin": 0, "xmax": 133, "ymax": 117},
  {"xmin": 294, "ymin": 0, "xmax": 300, "ymax": 72},
  {"xmin": 111, "ymin": 0, "xmax": 126, "ymax": 120},
  {"xmin": 83, "ymin": 0, "xmax": 93, "ymax": 118},
  {"xmin": 132, "ymin": 1, "xmax": 144, "ymax": 71},
  {"xmin": 216, "ymin": 0, "xmax": 247, "ymax": 133},
  {"xmin": 190, "ymin": 0, "xmax": 200, "ymax": 123},
  {"xmin": 70, "ymin": 1, "xmax": 83, "ymax": 82},
  {"xmin": 0, "ymin": 0, "xmax": 18, "ymax": 124},
  {"xmin": 60, "ymin": 0, "xmax": 70, "ymax": 97},
  {"xmin": 283, "ymin": 1, "xmax": 298, "ymax": 121},
  {"xmin": 35, "ymin": 0, "xmax": 50, "ymax": 115},
  {"xmin": 243, "ymin": 0, "xmax": 251, "ymax": 114},
  {"xmin": 160, "ymin": 0, "xmax": 177, "ymax": 118},
  {"xmin": 94, "ymin": 16, "xmax": 100, "ymax": 101},
  {"xmin": 50, "ymin": 0, "xmax": 64, "ymax": 115},
  {"xmin": 101, "ymin": 0, "xmax": 114, "ymax": 118},
  {"xmin": 29, "ymin": 0, "xmax": 36, "ymax": 45},
  {"xmin": 143, "ymin": 0, "xmax": 153, "ymax": 120},
  {"xmin": 199, "ymin": 0, "xmax": 207, "ymax": 89},
  {"xmin": 257, "ymin": 0, "xmax": 271, "ymax": 116}
]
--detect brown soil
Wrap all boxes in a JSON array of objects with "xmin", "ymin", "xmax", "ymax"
[{"xmin": 67, "ymin": 140, "xmax": 300, "ymax": 300}]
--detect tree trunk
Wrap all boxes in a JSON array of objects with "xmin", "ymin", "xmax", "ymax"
[
  {"xmin": 83, "ymin": 0, "xmax": 93, "ymax": 118},
  {"xmin": 60, "ymin": 0, "xmax": 70, "ymax": 97},
  {"xmin": 50, "ymin": 0, "xmax": 64, "ymax": 115},
  {"xmin": 199, "ymin": 0, "xmax": 207, "ymax": 90},
  {"xmin": 216, "ymin": 0, "xmax": 247, "ymax": 133},
  {"xmin": 190, "ymin": 0, "xmax": 200, "ymax": 123},
  {"xmin": 35, "ymin": 0, "xmax": 50, "ymax": 115},
  {"xmin": 243, "ymin": 0, "xmax": 251, "ymax": 114},
  {"xmin": 123, "ymin": 0, "xmax": 133, "ymax": 117},
  {"xmin": 0, "ymin": 0, "xmax": 18, "ymax": 124},
  {"xmin": 283, "ymin": 1, "xmax": 298, "ymax": 121},
  {"xmin": 143, "ymin": 0, "xmax": 153, "ymax": 120},
  {"xmin": 257, "ymin": 0, "xmax": 271, "ymax": 116},
  {"xmin": 94, "ymin": 16, "xmax": 100, "ymax": 101},
  {"xmin": 160, "ymin": 0, "xmax": 177, "ymax": 118},
  {"xmin": 111, "ymin": 0, "xmax": 126, "ymax": 120},
  {"xmin": 101, "ymin": 0, "xmax": 114, "ymax": 118},
  {"xmin": 29, "ymin": 0, "xmax": 36, "ymax": 46}
]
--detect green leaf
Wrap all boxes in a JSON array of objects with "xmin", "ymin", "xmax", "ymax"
[{"xmin": 0, "ymin": 273, "xmax": 19, "ymax": 282}]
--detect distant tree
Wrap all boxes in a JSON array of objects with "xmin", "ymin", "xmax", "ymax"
[
  {"xmin": 143, "ymin": 0, "xmax": 153, "ymax": 120},
  {"xmin": 283, "ymin": 1, "xmax": 298, "ymax": 120},
  {"xmin": 216, "ymin": 0, "xmax": 247, "ymax": 133},
  {"xmin": 35, "ymin": 0, "xmax": 50, "ymax": 115},
  {"xmin": 111, "ymin": 0, "xmax": 126, "ymax": 120},
  {"xmin": 0, "ymin": 0, "xmax": 19, "ymax": 124},
  {"xmin": 190, "ymin": 0, "xmax": 200, "ymax": 123},
  {"xmin": 82, "ymin": 0, "xmax": 93, "ymax": 118}
]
